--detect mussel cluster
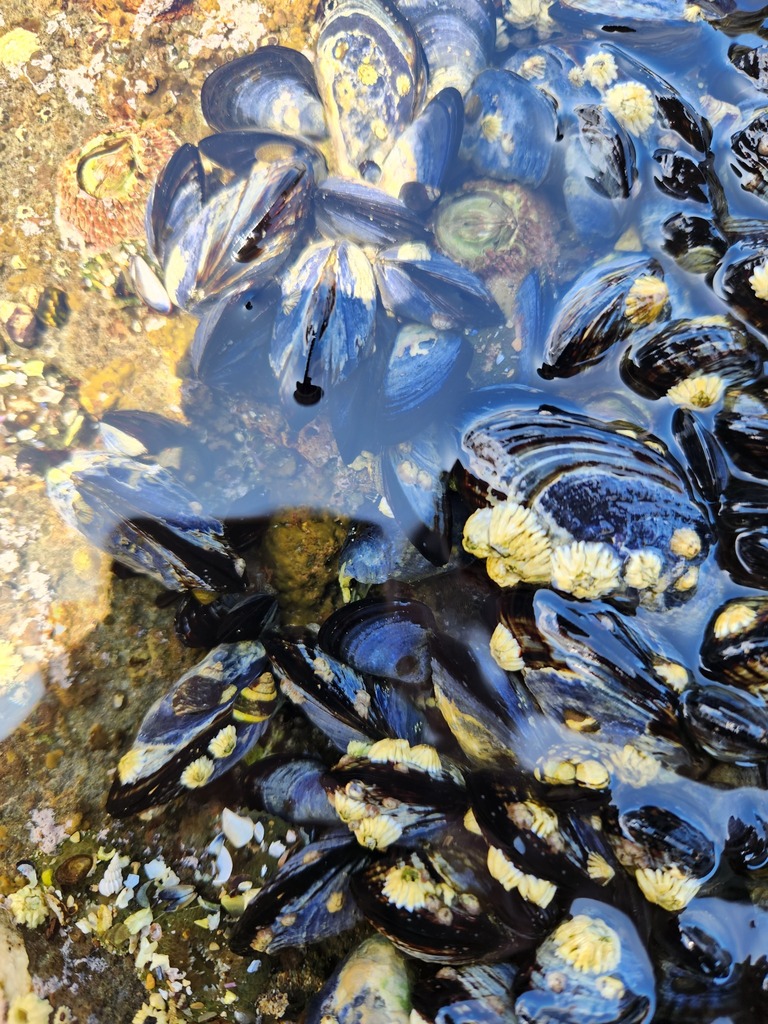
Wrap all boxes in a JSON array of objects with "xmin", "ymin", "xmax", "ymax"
[{"xmin": 33, "ymin": 0, "xmax": 768, "ymax": 1019}]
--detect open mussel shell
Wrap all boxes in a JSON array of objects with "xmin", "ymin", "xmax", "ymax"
[
  {"xmin": 374, "ymin": 242, "xmax": 504, "ymax": 330},
  {"xmin": 681, "ymin": 683, "xmax": 768, "ymax": 764},
  {"xmin": 622, "ymin": 315, "xmax": 767, "ymax": 403},
  {"xmin": 317, "ymin": 596, "xmax": 436, "ymax": 687},
  {"xmin": 315, "ymin": 178, "xmax": 430, "ymax": 247},
  {"xmin": 461, "ymin": 70, "xmax": 557, "ymax": 187},
  {"xmin": 378, "ymin": 88, "xmax": 464, "ymax": 208},
  {"xmin": 573, "ymin": 104, "xmax": 638, "ymax": 201},
  {"xmin": 200, "ymin": 46, "xmax": 326, "ymax": 138},
  {"xmin": 107, "ymin": 641, "xmax": 275, "ymax": 816},
  {"xmin": 241, "ymin": 755, "xmax": 340, "ymax": 828},
  {"xmin": 264, "ymin": 634, "xmax": 427, "ymax": 750},
  {"xmin": 716, "ymin": 378, "xmax": 768, "ymax": 475},
  {"xmin": 314, "ymin": 0, "xmax": 427, "ymax": 178},
  {"xmin": 270, "ymin": 239, "xmax": 378, "ymax": 407},
  {"xmin": 541, "ymin": 255, "xmax": 669, "ymax": 379},
  {"xmin": 306, "ymin": 935, "xmax": 411, "ymax": 1024},
  {"xmin": 45, "ymin": 450, "xmax": 247, "ymax": 595},
  {"xmin": 174, "ymin": 592, "xmax": 278, "ymax": 648},
  {"xmin": 230, "ymin": 834, "xmax": 368, "ymax": 955},
  {"xmin": 515, "ymin": 899, "xmax": 656, "ymax": 1024},
  {"xmin": 149, "ymin": 153, "xmax": 313, "ymax": 312}
]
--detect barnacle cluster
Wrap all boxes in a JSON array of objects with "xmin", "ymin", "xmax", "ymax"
[{"xmin": 13, "ymin": 0, "xmax": 768, "ymax": 1019}]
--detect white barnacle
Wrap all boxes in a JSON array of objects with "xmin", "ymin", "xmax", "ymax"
[
  {"xmin": 670, "ymin": 527, "xmax": 702, "ymax": 560},
  {"xmin": 464, "ymin": 808, "xmax": 482, "ymax": 835},
  {"xmin": 596, "ymin": 975, "xmax": 625, "ymax": 1000},
  {"xmin": 582, "ymin": 52, "xmax": 618, "ymax": 90},
  {"xmin": 609, "ymin": 744, "xmax": 660, "ymax": 787},
  {"xmin": 575, "ymin": 758, "xmax": 610, "ymax": 790},
  {"xmin": 462, "ymin": 506, "xmax": 494, "ymax": 558},
  {"xmin": 489, "ymin": 621, "xmax": 525, "ymax": 671},
  {"xmin": 635, "ymin": 865, "xmax": 701, "ymax": 911},
  {"xmin": 406, "ymin": 744, "xmax": 442, "ymax": 775},
  {"xmin": 749, "ymin": 261, "xmax": 768, "ymax": 300},
  {"xmin": 312, "ymin": 656, "xmax": 335, "ymax": 684},
  {"xmin": 518, "ymin": 54, "xmax": 547, "ymax": 80},
  {"xmin": 117, "ymin": 744, "xmax": 171, "ymax": 785},
  {"xmin": 517, "ymin": 872, "xmax": 557, "ymax": 908},
  {"xmin": 332, "ymin": 786, "xmax": 368, "ymax": 822},
  {"xmin": 551, "ymin": 541, "xmax": 621, "ymax": 600},
  {"xmin": 208, "ymin": 724, "xmax": 237, "ymax": 759},
  {"xmin": 666, "ymin": 374, "xmax": 724, "ymax": 410},
  {"xmin": 623, "ymin": 550, "xmax": 663, "ymax": 590},
  {"xmin": 351, "ymin": 815, "xmax": 403, "ymax": 850},
  {"xmin": 7, "ymin": 882, "xmax": 49, "ymax": 928},
  {"xmin": 587, "ymin": 852, "xmax": 616, "ymax": 885},
  {"xmin": 653, "ymin": 661, "xmax": 688, "ymax": 692},
  {"xmin": 536, "ymin": 756, "xmax": 576, "ymax": 786},
  {"xmin": 367, "ymin": 737, "xmax": 412, "ymax": 765},
  {"xmin": 382, "ymin": 862, "xmax": 436, "ymax": 911},
  {"xmin": 673, "ymin": 566, "xmax": 699, "ymax": 592},
  {"xmin": 623, "ymin": 274, "xmax": 668, "ymax": 326},
  {"xmin": 487, "ymin": 501, "xmax": 552, "ymax": 584},
  {"xmin": 487, "ymin": 845, "xmax": 523, "ymax": 891},
  {"xmin": 552, "ymin": 914, "xmax": 622, "ymax": 974},
  {"xmin": 8, "ymin": 993, "xmax": 56, "ymax": 1024},
  {"xmin": 714, "ymin": 602, "xmax": 757, "ymax": 639},
  {"xmin": 604, "ymin": 81, "xmax": 656, "ymax": 135},
  {"xmin": 180, "ymin": 755, "xmax": 215, "ymax": 789},
  {"xmin": 510, "ymin": 800, "xmax": 559, "ymax": 839}
]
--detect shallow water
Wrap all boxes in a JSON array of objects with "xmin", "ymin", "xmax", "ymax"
[{"xmin": 6, "ymin": 0, "xmax": 768, "ymax": 1021}]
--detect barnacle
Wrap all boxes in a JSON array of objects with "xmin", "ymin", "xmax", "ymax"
[
  {"xmin": 551, "ymin": 541, "xmax": 621, "ymax": 600},
  {"xmin": 749, "ymin": 261, "xmax": 768, "ymax": 300},
  {"xmin": 209, "ymin": 725, "xmax": 238, "ymax": 759},
  {"xmin": 552, "ymin": 915, "xmax": 622, "ymax": 974},
  {"xmin": 666, "ymin": 373, "xmax": 725, "ymax": 409},
  {"xmin": 634, "ymin": 865, "xmax": 702, "ymax": 911},
  {"xmin": 351, "ymin": 815, "xmax": 403, "ymax": 850},
  {"xmin": 604, "ymin": 81, "xmax": 656, "ymax": 135},
  {"xmin": 623, "ymin": 550, "xmax": 663, "ymax": 590},
  {"xmin": 714, "ymin": 603, "xmax": 757, "ymax": 638},
  {"xmin": 582, "ymin": 52, "xmax": 618, "ymax": 90},
  {"xmin": 670, "ymin": 527, "xmax": 702, "ymax": 560},
  {"xmin": 624, "ymin": 274, "xmax": 669, "ymax": 325},
  {"xmin": 6, "ymin": 883, "xmax": 49, "ymax": 928},
  {"xmin": 180, "ymin": 756, "xmax": 215, "ymax": 789},
  {"xmin": 489, "ymin": 622, "xmax": 525, "ymax": 671},
  {"xmin": 382, "ymin": 861, "xmax": 437, "ymax": 911},
  {"xmin": 486, "ymin": 846, "xmax": 557, "ymax": 908}
]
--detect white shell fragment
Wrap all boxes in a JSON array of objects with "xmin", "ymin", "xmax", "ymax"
[{"xmin": 221, "ymin": 808, "xmax": 255, "ymax": 849}]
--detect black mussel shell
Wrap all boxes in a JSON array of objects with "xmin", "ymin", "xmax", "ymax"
[
  {"xmin": 542, "ymin": 255, "xmax": 669, "ymax": 380},
  {"xmin": 724, "ymin": 791, "xmax": 768, "ymax": 872},
  {"xmin": 731, "ymin": 114, "xmax": 768, "ymax": 199},
  {"xmin": 621, "ymin": 315, "xmax": 767, "ymax": 401},
  {"xmin": 230, "ymin": 835, "xmax": 368, "ymax": 955},
  {"xmin": 315, "ymin": 178, "xmax": 431, "ymax": 247},
  {"xmin": 200, "ymin": 46, "xmax": 326, "ymax": 138},
  {"xmin": 701, "ymin": 597, "xmax": 768, "ymax": 692},
  {"xmin": 411, "ymin": 961, "xmax": 518, "ymax": 1024},
  {"xmin": 317, "ymin": 596, "xmax": 436, "ymax": 687},
  {"xmin": 729, "ymin": 43, "xmax": 768, "ymax": 91},
  {"xmin": 240, "ymin": 755, "xmax": 340, "ymax": 827},
  {"xmin": 618, "ymin": 805, "xmax": 717, "ymax": 879},
  {"xmin": 381, "ymin": 434, "xmax": 453, "ymax": 566},
  {"xmin": 682, "ymin": 683, "xmax": 768, "ymax": 764},
  {"xmin": 174, "ymin": 592, "xmax": 278, "ymax": 648},
  {"xmin": 713, "ymin": 238, "xmax": 768, "ymax": 334},
  {"xmin": 653, "ymin": 150, "xmax": 714, "ymax": 205},
  {"xmin": 716, "ymin": 379, "xmax": 768, "ymax": 477},
  {"xmin": 576, "ymin": 104, "xmax": 638, "ymax": 201},
  {"xmin": 98, "ymin": 410, "xmax": 192, "ymax": 457},
  {"xmin": 672, "ymin": 409, "xmax": 728, "ymax": 508},
  {"xmin": 662, "ymin": 212, "xmax": 728, "ymax": 275}
]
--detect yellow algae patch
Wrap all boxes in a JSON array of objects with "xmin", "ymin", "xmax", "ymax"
[
  {"xmin": 0, "ymin": 28, "xmax": 40, "ymax": 69},
  {"xmin": 78, "ymin": 359, "xmax": 138, "ymax": 417}
]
